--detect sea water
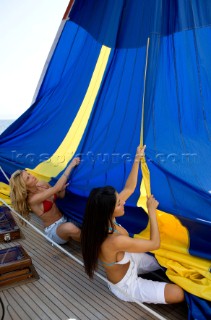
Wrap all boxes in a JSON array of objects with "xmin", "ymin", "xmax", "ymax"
[{"xmin": 0, "ymin": 120, "xmax": 14, "ymax": 135}]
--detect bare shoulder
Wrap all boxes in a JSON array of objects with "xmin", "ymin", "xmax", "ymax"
[
  {"xmin": 114, "ymin": 234, "xmax": 130, "ymax": 245},
  {"xmin": 37, "ymin": 181, "xmax": 50, "ymax": 189},
  {"xmin": 27, "ymin": 192, "xmax": 40, "ymax": 207},
  {"xmin": 104, "ymin": 234, "xmax": 128, "ymax": 249}
]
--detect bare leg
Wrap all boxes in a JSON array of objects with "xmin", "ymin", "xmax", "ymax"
[
  {"xmin": 56, "ymin": 222, "xmax": 81, "ymax": 242},
  {"xmin": 164, "ymin": 283, "xmax": 184, "ymax": 304}
]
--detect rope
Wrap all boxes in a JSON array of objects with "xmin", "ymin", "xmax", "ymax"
[
  {"xmin": 140, "ymin": 37, "xmax": 150, "ymax": 147},
  {"xmin": 0, "ymin": 167, "xmax": 9, "ymax": 182}
]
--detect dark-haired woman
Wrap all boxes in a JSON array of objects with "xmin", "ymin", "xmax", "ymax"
[{"xmin": 81, "ymin": 146, "xmax": 184, "ymax": 304}]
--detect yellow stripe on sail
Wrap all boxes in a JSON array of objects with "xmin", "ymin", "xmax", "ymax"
[
  {"xmin": 136, "ymin": 153, "xmax": 211, "ymax": 300},
  {"xmin": 133, "ymin": 37, "xmax": 211, "ymax": 300},
  {"xmin": 27, "ymin": 45, "xmax": 111, "ymax": 181},
  {"xmin": 137, "ymin": 157, "xmax": 151, "ymax": 207},
  {"xmin": 135, "ymin": 149, "xmax": 211, "ymax": 300}
]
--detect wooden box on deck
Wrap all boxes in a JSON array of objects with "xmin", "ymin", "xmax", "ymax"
[
  {"xmin": 0, "ymin": 245, "xmax": 33, "ymax": 286},
  {"xmin": 0, "ymin": 206, "xmax": 20, "ymax": 242}
]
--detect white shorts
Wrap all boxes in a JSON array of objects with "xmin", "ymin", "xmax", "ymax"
[
  {"xmin": 108, "ymin": 252, "xmax": 167, "ymax": 304},
  {"xmin": 44, "ymin": 216, "xmax": 67, "ymax": 244}
]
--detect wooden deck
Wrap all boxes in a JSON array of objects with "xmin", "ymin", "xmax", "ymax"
[{"xmin": 0, "ymin": 210, "xmax": 188, "ymax": 320}]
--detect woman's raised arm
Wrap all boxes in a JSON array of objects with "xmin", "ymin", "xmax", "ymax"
[
  {"xmin": 114, "ymin": 195, "xmax": 160, "ymax": 253},
  {"xmin": 30, "ymin": 157, "xmax": 80, "ymax": 204},
  {"xmin": 119, "ymin": 145, "xmax": 146, "ymax": 201}
]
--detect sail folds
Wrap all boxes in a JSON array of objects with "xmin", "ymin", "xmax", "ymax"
[{"xmin": 0, "ymin": 1, "xmax": 211, "ymax": 318}]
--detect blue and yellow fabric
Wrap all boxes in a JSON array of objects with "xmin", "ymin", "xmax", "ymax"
[
  {"xmin": 0, "ymin": 1, "xmax": 211, "ymax": 318},
  {"xmin": 137, "ymin": 153, "xmax": 211, "ymax": 318}
]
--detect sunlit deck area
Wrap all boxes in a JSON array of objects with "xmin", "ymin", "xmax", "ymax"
[{"xmin": 0, "ymin": 211, "xmax": 188, "ymax": 320}]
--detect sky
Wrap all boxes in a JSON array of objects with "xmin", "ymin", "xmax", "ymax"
[{"xmin": 0, "ymin": 0, "xmax": 70, "ymax": 120}]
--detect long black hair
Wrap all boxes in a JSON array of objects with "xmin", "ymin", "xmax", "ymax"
[{"xmin": 81, "ymin": 186, "xmax": 116, "ymax": 278}]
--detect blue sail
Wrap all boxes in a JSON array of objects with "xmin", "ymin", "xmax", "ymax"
[{"xmin": 0, "ymin": 1, "xmax": 211, "ymax": 317}]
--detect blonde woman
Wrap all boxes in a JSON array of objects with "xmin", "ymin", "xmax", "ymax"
[{"xmin": 10, "ymin": 157, "xmax": 81, "ymax": 244}]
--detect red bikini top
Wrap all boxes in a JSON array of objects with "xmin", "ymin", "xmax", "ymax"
[{"xmin": 42, "ymin": 194, "xmax": 57, "ymax": 213}]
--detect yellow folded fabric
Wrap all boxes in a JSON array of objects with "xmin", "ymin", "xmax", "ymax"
[
  {"xmin": 136, "ymin": 155, "xmax": 211, "ymax": 301},
  {"xmin": 0, "ymin": 182, "xmax": 11, "ymax": 205}
]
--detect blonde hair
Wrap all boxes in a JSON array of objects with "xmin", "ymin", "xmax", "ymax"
[{"xmin": 9, "ymin": 170, "xmax": 30, "ymax": 221}]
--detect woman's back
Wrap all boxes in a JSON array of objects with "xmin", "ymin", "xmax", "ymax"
[{"xmin": 99, "ymin": 224, "xmax": 131, "ymax": 284}]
